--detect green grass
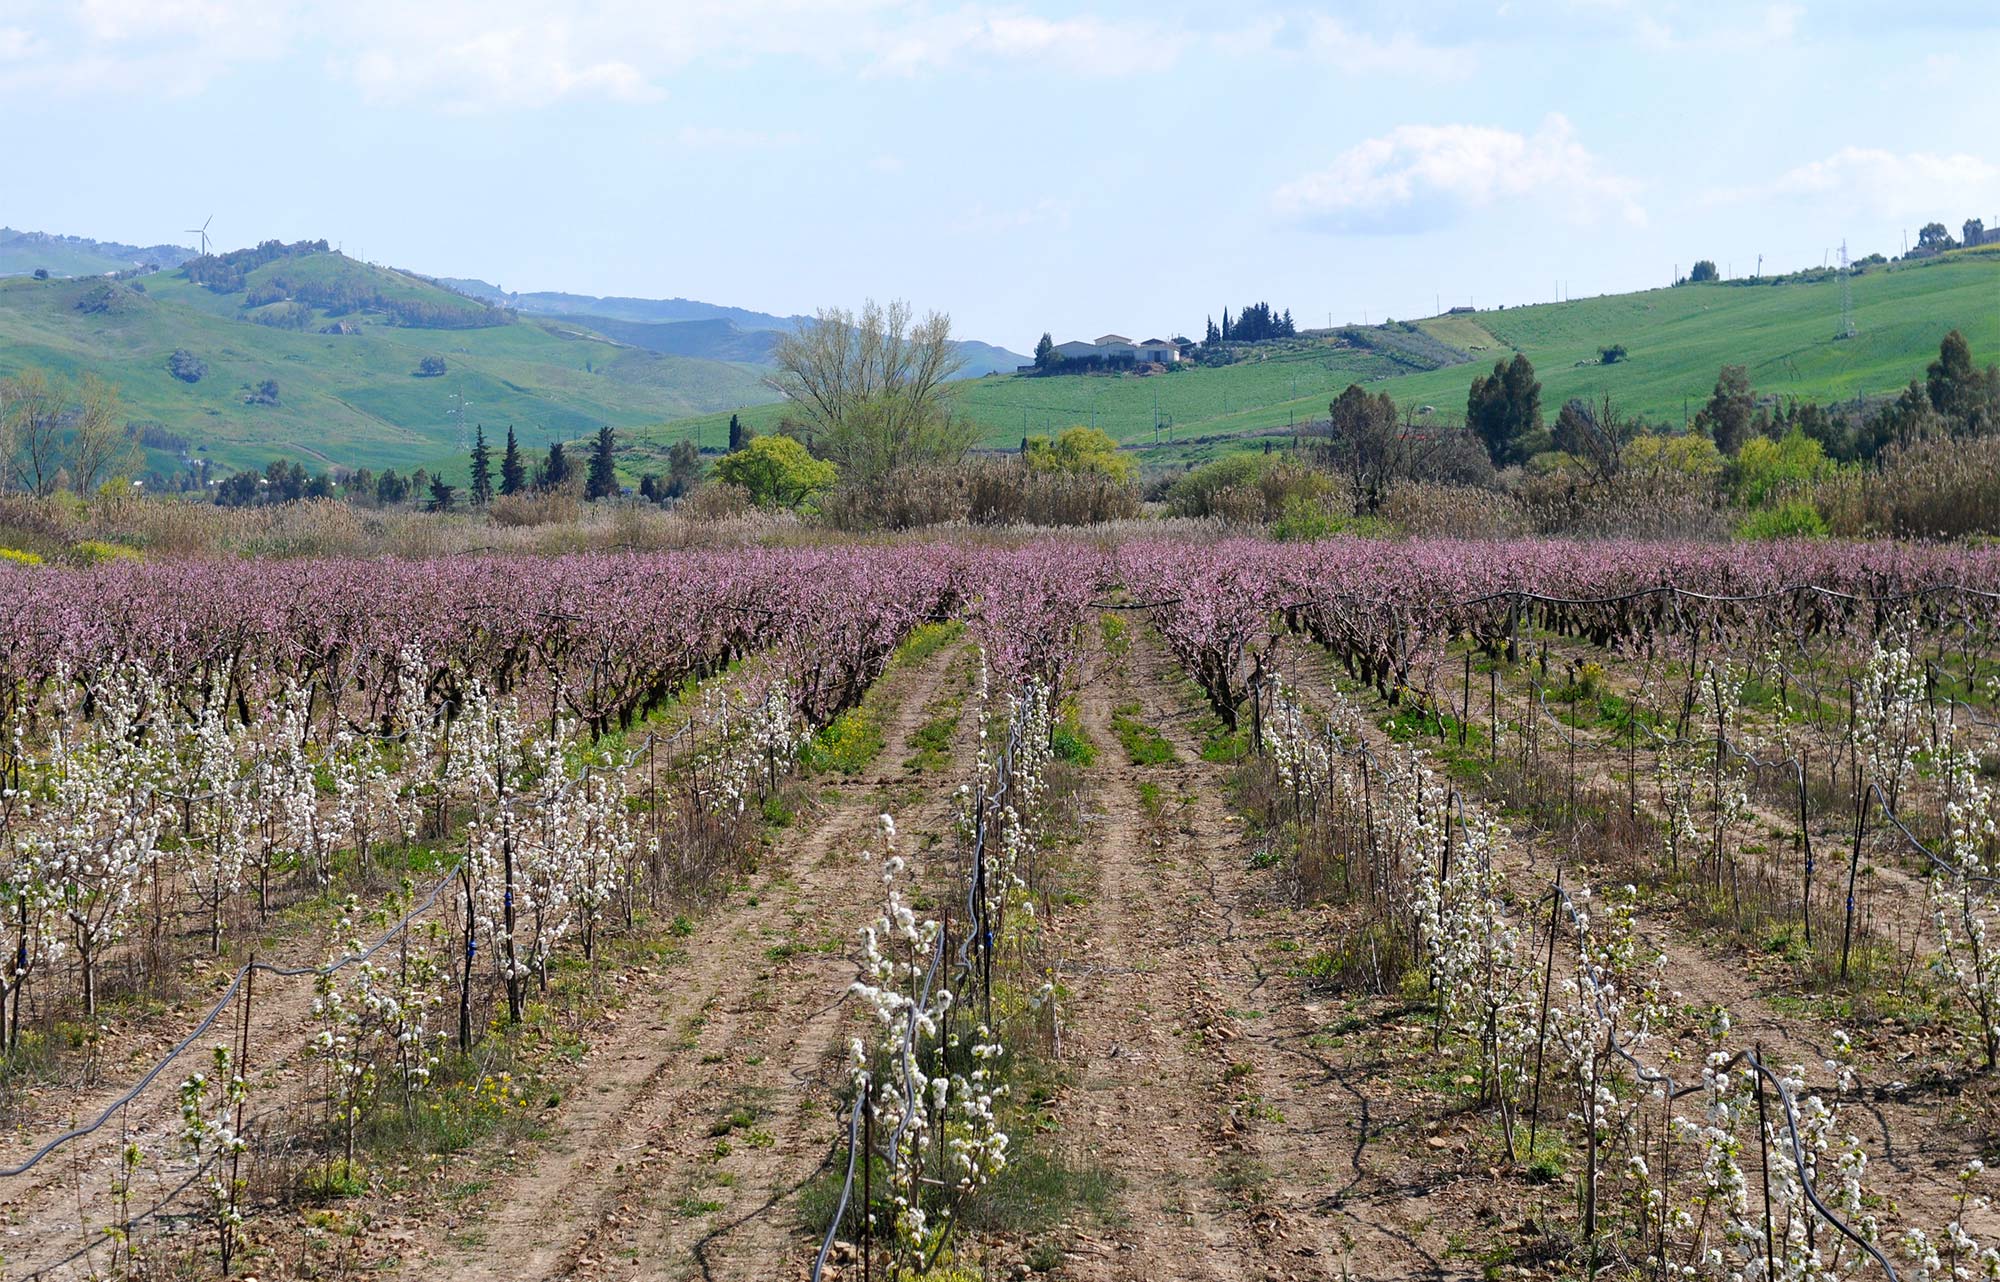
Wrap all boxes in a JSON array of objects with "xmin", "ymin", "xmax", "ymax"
[
  {"xmin": 1109, "ymin": 702, "xmax": 1175, "ymax": 766},
  {"xmin": 806, "ymin": 705, "xmax": 883, "ymax": 776},
  {"xmin": 0, "ymin": 256, "xmax": 779, "ymax": 475},
  {"xmin": 654, "ymin": 250, "xmax": 2000, "ymax": 470}
]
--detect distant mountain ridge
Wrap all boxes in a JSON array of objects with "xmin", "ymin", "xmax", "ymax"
[
  {"xmin": 441, "ymin": 278, "xmax": 1029, "ymax": 377},
  {"xmin": 439, "ymin": 279, "xmax": 805, "ymax": 331},
  {"xmin": 0, "ymin": 228, "xmax": 198, "ymax": 277}
]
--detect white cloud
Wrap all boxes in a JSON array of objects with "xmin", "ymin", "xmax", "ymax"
[
  {"xmin": 1293, "ymin": 16, "xmax": 1476, "ymax": 79},
  {"xmin": 342, "ymin": 22, "xmax": 663, "ymax": 110},
  {"xmin": 1, "ymin": 1, "xmax": 1392, "ymax": 106},
  {"xmin": 1553, "ymin": 0, "xmax": 1803, "ymax": 50},
  {"xmin": 867, "ymin": 9, "xmax": 1191, "ymax": 77},
  {"xmin": 1750, "ymin": 147, "xmax": 2000, "ymax": 220},
  {"xmin": 1273, "ymin": 114, "xmax": 1646, "ymax": 234}
]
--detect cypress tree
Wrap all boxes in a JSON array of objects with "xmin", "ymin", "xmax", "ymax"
[
  {"xmin": 469, "ymin": 425, "xmax": 493, "ymax": 505},
  {"xmin": 541, "ymin": 441, "xmax": 571, "ymax": 492},
  {"xmin": 585, "ymin": 425, "xmax": 618, "ymax": 501},
  {"xmin": 499, "ymin": 426, "xmax": 525, "ymax": 496},
  {"xmin": 727, "ymin": 412, "xmax": 744, "ymax": 453}
]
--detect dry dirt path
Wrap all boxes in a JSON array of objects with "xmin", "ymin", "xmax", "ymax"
[
  {"xmin": 1054, "ymin": 629, "xmax": 1440, "ymax": 1282},
  {"xmin": 388, "ymin": 639, "xmax": 978, "ymax": 1282}
]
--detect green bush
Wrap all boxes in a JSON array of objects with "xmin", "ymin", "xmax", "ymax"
[
  {"xmin": 1166, "ymin": 454, "xmax": 1340, "ymax": 523},
  {"xmin": 1268, "ymin": 494, "xmax": 1341, "ymax": 542},
  {"xmin": 1735, "ymin": 499, "xmax": 1827, "ymax": 540},
  {"xmin": 1731, "ymin": 429, "xmax": 1836, "ymax": 508}
]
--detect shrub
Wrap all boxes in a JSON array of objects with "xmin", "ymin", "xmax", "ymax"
[
  {"xmin": 1167, "ymin": 455, "xmax": 1341, "ymax": 523},
  {"xmin": 1734, "ymin": 500, "xmax": 1827, "ymax": 540},
  {"xmin": 1377, "ymin": 480, "xmax": 1530, "ymax": 539},
  {"xmin": 166, "ymin": 349, "xmax": 208, "ymax": 384},
  {"xmin": 674, "ymin": 481, "xmax": 755, "ymax": 523},
  {"xmin": 712, "ymin": 436, "xmax": 837, "ymax": 509},
  {"xmin": 1730, "ymin": 429, "xmax": 1836, "ymax": 508},
  {"xmin": 0, "ymin": 547, "xmax": 44, "ymax": 567},
  {"xmin": 1023, "ymin": 426, "xmax": 1134, "ymax": 481},
  {"xmin": 488, "ymin": 490, "xmax": 582, "ymax": 527},
  {"xmin": 1865, "ymin": 435, "xmax": 2000, "ymax": 539},
  {"xmin": 70, "ymin": 539, "xmax": 143, "ymax": 565},
  {"xmin": 816, "ymin": 460, "xmax": 1140, "ymax": 530}
]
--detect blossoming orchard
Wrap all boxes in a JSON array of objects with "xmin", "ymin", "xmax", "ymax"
[{"xmin": 6, "ymin": 537, "xmax": 2000, "ymax": 1280}]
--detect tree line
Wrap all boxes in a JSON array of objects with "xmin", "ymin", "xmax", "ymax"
[{"xmin": 1205, "ymin": 302, "xmax": 1297, "ymax": 345}]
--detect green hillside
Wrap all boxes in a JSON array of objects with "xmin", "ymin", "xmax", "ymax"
[
  {"xmin": 0, "ymin": 248, "xmax": 781, "ymax": 474},
  {"xmin": 0, "ymin": 228, "xmax": 195, "ymax": 278},
  {"xmin": 647, "ymin": 248, "xmax": 2000, "ymax": 469}
]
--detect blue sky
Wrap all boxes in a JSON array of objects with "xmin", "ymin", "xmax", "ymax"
[{"xmin": 4, "ymin": 0, "xmax": 1996, "ymax": 351}]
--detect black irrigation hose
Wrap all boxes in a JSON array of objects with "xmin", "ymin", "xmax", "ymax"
[
  {"xmin": 809, "ymin": 1090, "xmax": 867, "ymax": 1281},
  {"xmin": 0, "ymin": 871, "xmax": 457, "ymax": 1180},
  {"xmin": 15, "ymin": 1102, "xmax": 289, "ymax": 1280}
]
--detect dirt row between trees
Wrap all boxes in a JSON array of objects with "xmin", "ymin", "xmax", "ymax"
[
  {"xmin": 1052, "ymin": 630, "xmax": 1442, "ymax": 1281},
  {"xmin": 1278, "ymin": 637, "xmax": 2000, "ymax": 1247},
  {"xmin": 376, "ymin": 638, "xmax": 982, "ymax": 1282}
]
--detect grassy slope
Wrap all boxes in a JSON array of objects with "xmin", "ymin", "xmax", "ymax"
[
  {"xmin": 0, "ymin": 242, "xmax": 137, "ymax": 277},
  {"xmin": 0, "ymin": 262, "xmax": 782, "ymax": 474},
  {"xmin": 649, "ymin": 249, "xmax": 2000, "ymax": 470}
]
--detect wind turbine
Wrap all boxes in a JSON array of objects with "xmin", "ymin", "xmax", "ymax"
[{"xmin": 185, "ymin": 216, "xmax": 213, "ymax": 257}]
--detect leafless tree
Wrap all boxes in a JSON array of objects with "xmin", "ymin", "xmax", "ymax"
[
  {"xmin": 772, "ymin": 299, "xmax": 971, "ymax": 481},
  {"xmin": 2, "ymin": 369, "xmax": 65, "ymax": 496},
  {"xmin": 1, "ymin": 369, "xmax": 134, "ymax": 496},
  {"xmin": 64, "ymin": 375, "xmax": 134, "ymax": 495}
]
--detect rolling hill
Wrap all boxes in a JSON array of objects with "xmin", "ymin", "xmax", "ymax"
[
  {"xmin": 442, "ymin": 278, "xmax": 1027, "ymax": 375},
  {"xmin": 0, "ymin": 242, "xmax": 779, "ymax": 475},
  {"xmin": 0, "ymin": 230, "xmax": 1030, "ymax": 479},
  {"xmin": 1, "ymin": 228, "xmax": 197, "ymax": 278},
  {"xmin": 646, "ymin": 247, "xmax": 2000, "ymax": 469}
]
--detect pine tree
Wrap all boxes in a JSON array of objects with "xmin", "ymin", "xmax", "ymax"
[
  {"xmin": 585, "ymin": 425, "xmax": 618, "ymax": 501},
  {"xmin": 1204, "ymin": 316, "xmax": 1220, "ymax": 345},
  {"xmin": 469, "ymin": 425, "xmax": 493, "ymax": 505},
  {"xmin": 540, "ymin": 441, "xmax": 571, "ymax": 492},
  {"xmin": 499, "ymin": 426, "xmax": 525, "ymax": 496},
  {"xmin": 426, "ymin": 476, "xmax": 456, "ymax": 512},
  {"xmin": 1221, "ymin": 308, "xmax": 1233, "ymax": 341}
]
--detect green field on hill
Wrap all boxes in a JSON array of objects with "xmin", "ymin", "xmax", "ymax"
[
  {"xmin": 0, "ymin": 256, "xmax": 780, "ymax": 475},
  {"xmin": 648, "ymin": 248, "xmax": 2000, "ymax": 472}
]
